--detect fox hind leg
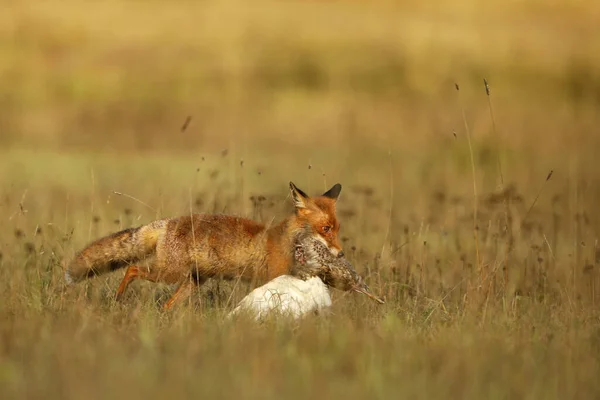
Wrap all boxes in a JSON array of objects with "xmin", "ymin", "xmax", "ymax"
[
  {"xmin": 163, "ymin": 275, "xmax": 206, "ymax": 310},
  {"xmin": 115, "ymin": 265, "xmax": 159, "ymax": 301}
]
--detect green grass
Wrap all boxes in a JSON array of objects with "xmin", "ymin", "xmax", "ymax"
[
  {"xmin": 2, "ymin": 304, "xmax": 598, "ymax": 399},
  {"xmin": 1, "ymin": 147, "xmax": 600, "ymax": 399}
]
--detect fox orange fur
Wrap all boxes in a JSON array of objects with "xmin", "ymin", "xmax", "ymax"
[{"xmin": 65, "ymin": 182, "xmax": 345, "ymax": 309}]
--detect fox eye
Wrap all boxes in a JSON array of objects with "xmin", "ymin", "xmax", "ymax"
[{"xmin": 322, "ymin": 226, "xmax": 331, "ymax": 233}]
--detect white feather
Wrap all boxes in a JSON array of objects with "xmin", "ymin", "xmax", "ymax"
[
  {"xmin": 64, "ymin": 270, "xmax": 74, "ymax": 285},
  {"xmin": 228, "ymin": 275, "xmax": 332, "ymax": 321}
]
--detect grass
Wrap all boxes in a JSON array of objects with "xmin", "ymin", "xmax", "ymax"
[
  {"xmin": 2, "ymin": 146, "xmax": 600, "ymax": 399},
  {"xmin": 2, "ymin": 0, "xmax": 600, "ymax": 398}
]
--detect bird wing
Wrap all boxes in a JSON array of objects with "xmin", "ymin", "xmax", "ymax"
[{"xmin": 229, "ymin": 276, "xmax": 331, "ymax": 320}]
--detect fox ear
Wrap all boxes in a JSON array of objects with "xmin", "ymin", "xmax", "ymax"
[
  {"xmin": 289, "ymin": 182, "xmax": 309, "ymax": 209},
  {"xmin": 322, "ymin": 183, "xmax": 342, "ymax": 201}
]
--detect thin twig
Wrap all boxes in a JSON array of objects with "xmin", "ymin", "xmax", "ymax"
[
  {"xmin": 380, "ymin": 150, "xmax": 394, "ymax": 259},
  {"xmin": 521, "ymin": 170, "xmax": 554, "ymax": 229},
  {"xmin": 455, "ymin": 83, "xmax": 482, "ymax": 271},
  {"xmin": 113, "ymin": 191, "xmax": 157, "ymax": 213}
]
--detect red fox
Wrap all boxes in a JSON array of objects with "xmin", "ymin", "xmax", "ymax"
[{"xmin": 65, "ymin": 182, "xmax": 345, "ymax": 309}]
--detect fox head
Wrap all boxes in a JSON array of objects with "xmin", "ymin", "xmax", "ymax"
[{"xmin": 289, "ymin": 181, "xmax": 344, "ymax": 258}]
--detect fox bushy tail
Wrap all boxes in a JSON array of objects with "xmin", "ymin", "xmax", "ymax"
[{"xmin": 65, "ymin": 219, "xmax": 167, "ymax": 284}]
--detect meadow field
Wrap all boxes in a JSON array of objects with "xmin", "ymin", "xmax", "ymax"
[{"xmin": 1, "ymin": 0, "xmax": 600, "ymax": 398}]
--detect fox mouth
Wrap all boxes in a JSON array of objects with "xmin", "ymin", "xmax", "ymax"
[{"xmin": 352, "ymin": 285, "xmax": 385, "ymax": 304}]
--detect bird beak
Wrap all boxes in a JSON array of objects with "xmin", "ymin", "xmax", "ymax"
[{"xmin": 352, "ymin": 285, "xmax": 385, "ymax": 304}]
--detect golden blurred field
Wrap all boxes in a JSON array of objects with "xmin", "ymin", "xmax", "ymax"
[{"xmin": 2, "ymin": 0, "xmax": 600, "ymax": 398}]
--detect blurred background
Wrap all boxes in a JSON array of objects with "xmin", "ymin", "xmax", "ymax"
[
  {"xmin": 2, "ymin": 0, "xmax": 600, "ymax": 294},
  {"xmin": 3, "ymin": 1, "xmax": 599, "ymax": 154},
  {"xmin": 2, "ymin": 0, "xmax": 600, "ymax": 291}
]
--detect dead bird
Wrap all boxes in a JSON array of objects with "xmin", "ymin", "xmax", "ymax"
[
  {"xmin": 229, "ymin": 236, "xmax": 384, "ymax": 321},
  {"xmin": 292, "ymin": 235, "xmax": 385, "ymax": 305}
]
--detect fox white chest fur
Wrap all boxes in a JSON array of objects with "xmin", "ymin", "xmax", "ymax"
[{"xmin": 229, "ymin": 275, "xmax": 332, "ymax": 320}]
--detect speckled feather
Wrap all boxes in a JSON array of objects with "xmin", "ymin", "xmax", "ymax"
[{"xmin": 229, "ymin": 236, "xmax": 384, "ymax": 321}]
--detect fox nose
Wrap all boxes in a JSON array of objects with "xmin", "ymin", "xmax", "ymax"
[{"xmin": 337, "ymin": 251, "xmax": 344, "ymax": 258}]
